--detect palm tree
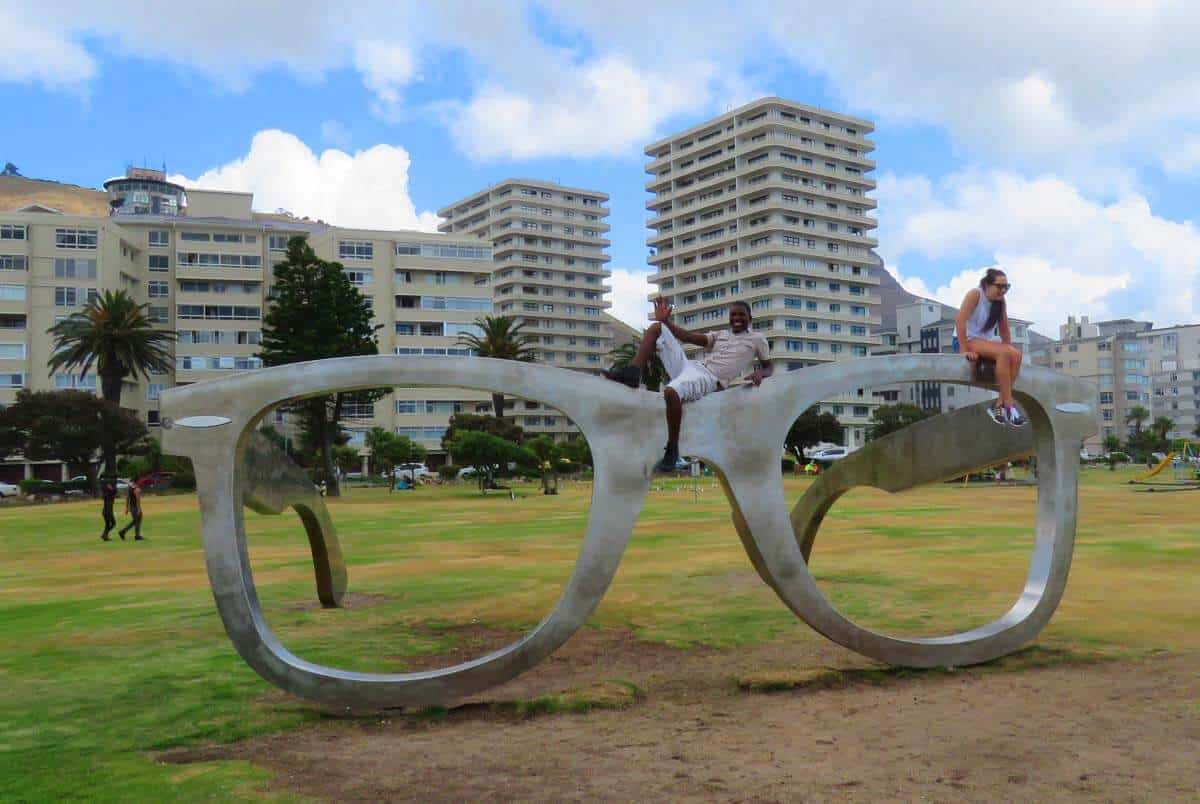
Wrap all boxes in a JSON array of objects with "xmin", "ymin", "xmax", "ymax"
[
  {"xmin": 455, "ymin": 315, "xmax": 537, "ymax": 418},
  {"xmin": 47, "ymin": 290, "xmax": 175, "ymax": 476},
  {"xmin": 1125, "ymin": 405, "xmax": 1150, "ymax": 437},
  {"xmin": 1151, "ymin": 416, "xmax": 1174, "ymax": 443},
  {"xmin": 608, "ymin": 334, "xmax": 667, "ymax": 391}
]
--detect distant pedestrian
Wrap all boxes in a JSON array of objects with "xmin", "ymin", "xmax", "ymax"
[
  {"xmin": 99, "ymin": 480, "xmax": 118, "ymax": 541},
  {"xmin": 118, "ymin": 482, "xmax": 144, "ymax": 541}
]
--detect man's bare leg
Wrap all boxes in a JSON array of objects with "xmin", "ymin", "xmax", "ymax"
[{"xmin": 655, "ymin": 386, "xmax": 683, "ymax": 472}]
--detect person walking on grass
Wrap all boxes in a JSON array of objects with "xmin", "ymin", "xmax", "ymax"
[
  {"xmin": 604, "ymin": 298, "xmax": 773, "ymax": 473},
  {"xmin": 99, "ymin": 479, "xmax": 118, "ymax": 541},
  {"xmin": 118, "ymin": 481, "xmax": 145, "ymax": 541},
  {"xmin": 956, "ymin": 268, "xmax": 1026, "ymax": 427}
]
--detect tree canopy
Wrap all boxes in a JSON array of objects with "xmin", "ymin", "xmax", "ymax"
[
  {"xmin": 866, "ymin": 403, "xmax": 932, "ymax": 441},
  {"xmin": 0, "ymin": 390, "xmax": 147, "ymax": 489},
  {"xmin": 448, "ymin": 431, "xmax": 534, "ymax": 493},
  {"xmin": 455, "ymin": 316, "xmax": 537, "ymax": 417},
  {"xmin": 46, "ymin": 289, "xmax": 174, "ymax": 475},
  {"xmin": 258, "ymin": 235, "xmax": 383, "ymax": 496},
  {"xmin": 785, "ymin": 406, "xmax": 842, "ymax": 460},
  {"xmin": 365, "ymin": 427, "xmax": 425, "ymax": 490},
  {"xmin": 441, "ymin": 412, "xmax": 525, "ymax": 453}
]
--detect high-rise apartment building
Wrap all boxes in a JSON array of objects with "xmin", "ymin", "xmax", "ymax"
[
  {"xmin": 1033, "ymin": 317, "xmax": 1200, "ymax": 453},
  {"xmin": 643, "ymin": 97, "xmax": 882, "ymax": 447},
  {"xmin": 438, "ymin": 179, "xmax": 614, "ymax": 440},
  {"xmin": 0, "ymin": 169, "xmax": 499, "ymax": 481}
]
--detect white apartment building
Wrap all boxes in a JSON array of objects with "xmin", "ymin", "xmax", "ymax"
[
  {"xmin": 438, "ymin": 179, "xmax": 614, "ymax": 441},
  {"xmin": 644, "ymin": 97, "xmax": 881, "ymax": 447},
  {"xmin": 0, "ymin": 169, "xmax": 498, "ymax": 481},
  {"xmin": 1033, "ymin": 316, "xmax": 1200, "ymax": 453}
]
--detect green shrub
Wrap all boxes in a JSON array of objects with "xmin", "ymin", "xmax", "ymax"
[
  {"xmin": 437, "ymin": 464, "xmax": 460, "ymax": 481},
  {"xmin": 17, "ymin": 479, "xmax": 90, "ymax": 496}
]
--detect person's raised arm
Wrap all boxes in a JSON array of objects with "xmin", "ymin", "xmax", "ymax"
[
  {"xmin": 653, "ymin": 297, "xmax": 709, "ymax": 347},
  {"xmin": 955, "ymin": 289, "xmax": 979, "ymax": 362}
]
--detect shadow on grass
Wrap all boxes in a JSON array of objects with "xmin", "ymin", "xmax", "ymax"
[{"xmin": 736, "ymin": 644, "xmax": 1132, "ymax": 694}]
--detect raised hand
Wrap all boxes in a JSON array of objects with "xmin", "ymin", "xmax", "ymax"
[{"xmin": 652, "ymin": 296, "xmax": 673, "ymax": 323}]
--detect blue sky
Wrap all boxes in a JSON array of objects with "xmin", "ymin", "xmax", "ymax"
[{"xmin": 3, "ymin": 1, "xmax": 1199, "ymax": 334}]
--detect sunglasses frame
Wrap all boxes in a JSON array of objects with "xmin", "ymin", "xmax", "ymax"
[{"xmin": 161, "ymin": 354, "xmax": 1096, "ymax": 709}]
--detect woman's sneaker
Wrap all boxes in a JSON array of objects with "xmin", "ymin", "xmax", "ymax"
[
  {"xmin": 1006, "ymin": 406, "xmax": 1027, "ymax": 428},
  {"xmin": 987, "ymin": 405, "xmax": 1007, "ymax": 426}
]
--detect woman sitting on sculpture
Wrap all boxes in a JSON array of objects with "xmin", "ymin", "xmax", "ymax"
[
  {"xmin": 604, "ymin": 298, "xmax": 772, "ymax": 472},
  {"xmin": 956, "ymin": 268, "xmax": 1026, "ymax": 427}
]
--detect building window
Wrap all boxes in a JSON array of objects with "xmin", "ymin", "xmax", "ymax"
[
  {"xmin": 54, "ymin": 258, "xmax": 98, "ymax": 279},
  {"xmin": 268, "ymin": 234, "xmax": 290, "ymax": 251},
  {"xmin": 0, "ymin": 224, "xmax": 27, "ymax": 241},
  {"xmin": 55, "ymin": 228, "xmax": 98, "ymax": 249},
  {"xmin": 148, "ymin": 230, "xmax": 170, "ymax": 247},
  {"xmin": 148, "ymin": 255, "xmax": 169, "ymax": 272},
  {"xmin": 54, "ymin": 373, "xmax": 97, "ymax": 390},
  {"xmin": 0, "ymin": 372, "xmax": 25, "ymax": 387},
  {"xmin": 345, "ymin": 269, "xmax": 373, "ymax": 285},
  {"xmin": 338, "ymin": 241, "xmax": 374, "ymax": 260},
  {"xmin": 0, "ymin": 255, "xmax": 28, "ymax": 271},
  {"xmin": 54, "ymin": 287, "xmax": 97, "ymax": 306},
  {"xmin": 147, "ymin": 306, "xmax": 169, "ymax": 323},
  {"xmin": 148, "ymin": 281, "xmax": 169, "ymax": 298},
  {"xmin": 0, "ymin": 342, "xmax": 26, "ymax": 359}
]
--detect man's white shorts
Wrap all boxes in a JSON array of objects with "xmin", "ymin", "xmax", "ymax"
[{"xmin": 656, "ymin": 326, "xmax": 719, "ymax": 403}]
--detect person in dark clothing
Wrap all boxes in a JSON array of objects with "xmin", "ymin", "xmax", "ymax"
[
  {"xmin": 100, "ymin": 480, "xmax": 118, "ymax": 541},
  {"xmin": 118, "ymin": 482, "xmax": 144, "ymax": 541}
]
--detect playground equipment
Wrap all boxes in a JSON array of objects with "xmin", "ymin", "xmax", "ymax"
[
  {"xmin": 1130, "ymin": 441, "xmax": 1200, "ymax": 490},
  {"xmin": 161, "ymin": 353, "xmax": 1096, "ymax": 709}
]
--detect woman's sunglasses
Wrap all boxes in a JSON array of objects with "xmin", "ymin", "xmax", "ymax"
[{"xmin": 993, "ymin": 282, "xmax": 1012, "ymax": 292}]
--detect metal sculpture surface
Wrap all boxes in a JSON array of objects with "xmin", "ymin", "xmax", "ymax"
[{"xmin": 160, "ymin": 355, "xmax": 1096, "ymax": 708}]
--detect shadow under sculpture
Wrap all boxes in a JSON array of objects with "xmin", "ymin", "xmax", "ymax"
[{"xmin": 160, "ymin": 354, "xmax": 1096, "ymax": 709}]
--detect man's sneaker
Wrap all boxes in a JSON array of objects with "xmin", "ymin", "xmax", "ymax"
[
  {"xmin": 656, "ymin": 443, "xmax": 680, "ymax": 474},
  {"xmin": 603, "ymin": 364, "xmax": 641, "ymax": 389},
  {"xmin": 987, "ymin": 405, "xmax": 1007, "ymax": 426},
  {"xmin": 1006, "ymin": 406, "xmax": 1027, "ymax": 428}
]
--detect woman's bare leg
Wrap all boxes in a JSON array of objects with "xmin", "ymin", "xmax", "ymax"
[{"xmin": 967, "ymin": 339, "xmax": 1015, "ymax": 408}]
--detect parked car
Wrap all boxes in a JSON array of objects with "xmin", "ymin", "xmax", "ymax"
[
  {"xmin": 457, "ymin": 467, "xmax": 478, "ymax": 480},
  {"xmin": 803, "ymin": 442, "xmax": 842, "ymax": 459},
  {"xmin": 810, "ymin": 447, "xmax": 849, "ymax": 466},
  {"xmin": 68, "ymin": 476, "xmax": 132, "ymax": 491},
  {"xmin": 394, "ymin": 463, "xmax": 431, "ymax": 480},
  {"xmin": 0, "ymin": 481, "xmax": 19, "ymax": 498},
  {"xmin": 136, "ymin": 471, "xmax": 176, "ymax": 492}
]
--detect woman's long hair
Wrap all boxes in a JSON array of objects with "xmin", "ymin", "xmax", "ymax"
[{"xmin": 980, "ymin": 268, "xmax": 1007, "ymax": 334}]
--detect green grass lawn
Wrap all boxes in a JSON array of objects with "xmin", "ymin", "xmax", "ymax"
[{"xmin": 1, "ymin": 466, "xmax": 1196, "ymax": 801}]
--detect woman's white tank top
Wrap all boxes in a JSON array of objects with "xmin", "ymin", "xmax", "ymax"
[{"xmin": 965, "ymin": 287, "xmax": 1000, "ymax": 342}]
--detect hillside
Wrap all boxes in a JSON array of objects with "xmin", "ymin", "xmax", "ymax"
[{"xmin": 0, "ymin": 175, "xmax": 109, "ymax": 216}]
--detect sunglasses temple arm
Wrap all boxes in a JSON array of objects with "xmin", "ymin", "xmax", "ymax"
[
  {"xmin": 791, "ymin": 400, "xmax": 1036, "ymax": 561},
  {"xmin": 241, "ymin": 430, "xmax": 349, "ymax": 607}
]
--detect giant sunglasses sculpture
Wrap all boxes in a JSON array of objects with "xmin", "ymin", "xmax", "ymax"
[{"xmin": 161, "ymin": 354, "xmax": 1096, "ymax": 709}]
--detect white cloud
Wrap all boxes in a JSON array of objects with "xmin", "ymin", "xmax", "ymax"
[
  {"xmin": 0, "ymin": 5, "xmax": 96, "ymax": 88},
  {"xmin": 7, "ymin": 2, "xmax": 1200, "ymax": 177},
  {"xmin": 445, "ymin": 54, "xmax": 719, "ymax": 161},
  {"xmin": 171, "ymin": 130, "xmax": 440, "ymax": 232},
  {"xmin": 1162, "ymin": 138, "xmax": 1200, "ymax": 178},
  {"xmin": 876, "ymin": 169, "xmax": 1198, "ymax": 333},
  {"xmin": 607, "ymin": 267, "xmax": 655, "ymax": 331},
  {"xmin": 352, "ymin": 40, "xmax": 418, "ymax": 119}
]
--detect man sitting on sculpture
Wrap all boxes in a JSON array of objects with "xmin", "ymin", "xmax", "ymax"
[{"xmin": 604, "ymin": 298, "xmax": 773, "ymax": 473}]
